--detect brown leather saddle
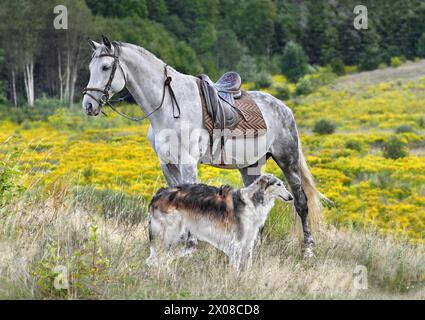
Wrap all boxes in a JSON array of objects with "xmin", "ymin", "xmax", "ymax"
[{"xmin": 197, "ymin": 72, "xmax": 267, "ymax": 138}]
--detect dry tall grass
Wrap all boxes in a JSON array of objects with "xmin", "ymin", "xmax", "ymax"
[{"xmin": 0, "ymin": 187, "xmax": 424, "ymax": 300}]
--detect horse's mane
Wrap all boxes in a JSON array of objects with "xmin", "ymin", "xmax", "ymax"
[{"xmin": 91, "ymin": 41, "xmax": 178, "ymax": 74}]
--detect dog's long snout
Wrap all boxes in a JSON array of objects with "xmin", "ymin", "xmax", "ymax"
[{"xmin": 278, "ymin": 186, "xmax": 293, "ymax": 202}]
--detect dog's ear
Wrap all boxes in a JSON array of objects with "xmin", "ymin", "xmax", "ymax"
[
  {"xmin": 250, "ymin": 175, "xmax": 269, "ymax": 205},
  {"xmin": 257, "ymin": 174, "xmax": 276, "ymax": 191}
]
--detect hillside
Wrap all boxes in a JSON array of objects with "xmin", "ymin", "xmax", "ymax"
[{"xmin": 334, "ymin": 59, "xmax": 425, "ymax": 90}]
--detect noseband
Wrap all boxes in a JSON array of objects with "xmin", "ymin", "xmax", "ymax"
[{"xmin": 83, "ymin": 51, "xmax": 181, "ymax": 121}]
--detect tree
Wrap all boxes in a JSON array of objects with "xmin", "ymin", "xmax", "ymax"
[
  {"xmin": 147, "ymin": 0, "xmax": 168, "ymax": 22},
  {"xmin": 64, "ymin": 0, "xmax": 94, "ymax": 106},
  {"xmin": 273, "ymin": 0, "xmax": 301, "ymax": 54},
  {"xmin": 45, "ymin": 0, "xmax": 94, "ymax": 106},
  {"xmin": 94, "ymin": 15, "xmax": 203, "ymax": 74},
  {"xmin": 0, "ymin": 0, "xmax": 53, "ymax": 106},
  {"xmin": 213, "ymin": 29, "xmax": 244, "ymax": 72},
  {"xmin": 281, "ymin": 41, "xmax": 308, "ymax": 82},
  {"xmin": 303, "ymin": 0, "xmax": 337, "ymax": 64},
  {"xmin": 236, "ymin": 55, "xmax": 258, "ymax": 83},
  {"xmin": 86, "ymin": 0, "xmax": 148, "ymax": 18},
  {"xmin": 238, "ymin": 0, "xmax": 277, "ymax": 56},
  {"xmin": 417, "ymin": 33, "xmax": 425, "ymax": 57},
  {"xmin": 358, "ymin": 28, "xmax": 382, "ymax": 71}
]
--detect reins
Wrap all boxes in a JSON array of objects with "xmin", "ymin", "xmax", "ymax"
[{"xmin": 83, "ymin": 50, "xmax": 181, "ymax": 121}]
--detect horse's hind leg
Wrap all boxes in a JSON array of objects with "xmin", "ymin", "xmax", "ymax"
[{"xmin": 272, "ymin": 154, "xmax": 315, "ymax": 257}]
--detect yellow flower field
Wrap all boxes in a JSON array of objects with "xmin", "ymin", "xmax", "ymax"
[{"xmin": 0, "ymin": 75, "xmax": 424, "ymax": 244}]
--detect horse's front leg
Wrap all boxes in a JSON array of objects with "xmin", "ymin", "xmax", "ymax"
[
  {"xmin": 160, "ymin": 163, "xmax": 182, "ymax": 187},
  {"xmin": 179, "ymin": 163, "xmax": 198, "ymax": 184}
]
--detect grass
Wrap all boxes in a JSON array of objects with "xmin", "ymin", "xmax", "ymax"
[{"xmin": 0, "ymin": 186, "xmax": 424, "ymax": 300}]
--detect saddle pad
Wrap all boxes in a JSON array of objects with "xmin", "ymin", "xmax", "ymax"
[{"xmin": 198, "ymin": 86, "xmax": 267, "ymax": 138}]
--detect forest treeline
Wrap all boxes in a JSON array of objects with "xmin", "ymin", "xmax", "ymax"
[{"xmin": 1, "ymin": 0, "xmax": 425, "ymax": 107}]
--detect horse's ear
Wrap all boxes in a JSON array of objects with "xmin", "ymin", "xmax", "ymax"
[
  {"xmin": 88, "ymin": 39, "xmax": 100, "ymax": 51},
  {"xmin": 102, "ymin": 35, "xmax": 112, "ymax": 49}
]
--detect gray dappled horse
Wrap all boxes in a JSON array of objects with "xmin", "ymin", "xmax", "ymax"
[{"xmin": 82, "ymin": 37, "xmax": 324, "ymax": 257}]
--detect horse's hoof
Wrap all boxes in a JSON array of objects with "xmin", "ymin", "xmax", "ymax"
[
  {"xmin": 303, "ymin": 245, "xmax": 315, "ymax": 259},
  {"xmin": 304, "ymin": 248, "xmax": 314, "ymax": 259}
]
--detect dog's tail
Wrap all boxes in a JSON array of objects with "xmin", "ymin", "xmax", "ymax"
[{"xmin": 298, "ymin": 137, "xmax": 329, "ymax": 228}]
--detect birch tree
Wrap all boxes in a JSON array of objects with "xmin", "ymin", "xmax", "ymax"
[
  {"xmin": 55, "ymin": 0, "xmax": 93, "ymax": 106},
  {"xmin": 0, "ymin": 0, "xmax": 51, "ymax": 106}
]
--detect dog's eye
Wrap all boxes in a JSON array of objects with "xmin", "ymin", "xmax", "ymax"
[
  {"xmin": 276, "ymin": 183, "xmax": 282, "ymax": 186},
  {"xmin": 102, "ymin": 65, "xmax": 111, "ymax": 71}
]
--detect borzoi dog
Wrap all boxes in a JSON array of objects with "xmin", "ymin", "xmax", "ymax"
[{"xmin": 146, "ymin": 174, "xmax": 293, "ymax": 270}]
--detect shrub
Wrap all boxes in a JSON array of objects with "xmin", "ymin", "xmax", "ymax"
[
  {"xmin": 395, "ymin": 125, "xmax": 414, "ymax": 134},
  {"xmin": 359, "ymin": 45, "xmax": 381, "ymax": 71},
  {"xmin": 48, "ymin": 108, "xmax": 82, "ymax": 130},
  {"xmin": 236, "ymin": 54, "xmax": 258, "ymax": 82},
  {"xmin": 417, "ymin": 117, "xmax": 424, "ymax": 128},
  {"xmin": 281, "ymin": 41, "xmax": 308, "ymax": 82},
  {"xmin": 0, "ymin": 158, "xmax": 23, "ymax": 206},
  {"xmin": 254, "ymin": 70, "xmax": 272, "ymax": 89},
  {"xmin": 345, "ymin": 140, "xmax": 363, "ymax": 152},
  {"xmin": 295, "ymin": 78, "xmax": 314, "ymax": 96},
  {"xmin": 330, "ymin": 58, "xmax": 346, "ymax": 76},
  {"xmin": 313, "ymin": 119, "xmax": 336, "ymax": 135},
  {"xmin": 383, "ymin": 136, "xmax": 408, "ymax": 159},
  {"xmin": 391, "ymin": 56, "xmax": 402, "ymax": 68},
  {"xmin": 273, "ymin": 83, "xmax": 291, "ymax": 101}
]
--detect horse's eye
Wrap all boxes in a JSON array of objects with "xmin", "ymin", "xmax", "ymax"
[{"xmin": 102, "ymin": 65, "xmax": 110, "ymax": 71}]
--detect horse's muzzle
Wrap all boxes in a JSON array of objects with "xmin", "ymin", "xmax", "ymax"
[{"xmin": 83, "ymin": 98, "xmax": 100, "ymax": 116}]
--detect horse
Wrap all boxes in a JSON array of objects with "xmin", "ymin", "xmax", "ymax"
[{"xmin": 82, "ymin": 36, "xmax": 324, "ymax": 257}]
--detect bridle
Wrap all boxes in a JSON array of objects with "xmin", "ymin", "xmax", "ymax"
[
  {"xmin": 83, "ymin": 51, "xmax": 181, "ymax": 121},
  {"xmin": 83, "ymin": 53, "xmax": 125, "ymax": 109}
]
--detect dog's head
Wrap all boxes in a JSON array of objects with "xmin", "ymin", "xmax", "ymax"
[{"xmin": 248, "ymin": 174, "xmax": 293, "ymax": 206}]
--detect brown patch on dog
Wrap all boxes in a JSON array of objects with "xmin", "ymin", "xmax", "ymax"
[{"xmin": 149, "ymin": 184, "xmax": 244, "ymax": 232}]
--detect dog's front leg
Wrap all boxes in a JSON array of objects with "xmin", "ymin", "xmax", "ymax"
[{"xmin": 227, "ymin": 245, "xmax": 245, "ymax": 272}]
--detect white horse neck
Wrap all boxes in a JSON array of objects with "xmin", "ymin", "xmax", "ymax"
[{"xmin": 118, "ymin": 43, "xmax": 199, "ymax": 128}]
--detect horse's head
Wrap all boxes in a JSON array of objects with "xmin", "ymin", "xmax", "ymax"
[{"xmin": 82, "ymin": 36, "xmax": 127, "ymax": 116}]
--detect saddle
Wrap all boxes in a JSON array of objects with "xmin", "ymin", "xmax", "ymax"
[
  {"xmin": 197, "ymin": 72, "xmax": 267, "ymax": 138},
  {"xmin": 197, "ymin": 72, "xmax": 242, "ymax": 130}
]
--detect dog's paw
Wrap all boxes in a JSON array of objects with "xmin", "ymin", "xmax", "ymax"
[
  {"xmin": 178, "ymin": 247, "xmax": 196, "ymax": 257},
  {"xmin": 145, "ymin": 256, "xmax": 158, "ymax": 267}
]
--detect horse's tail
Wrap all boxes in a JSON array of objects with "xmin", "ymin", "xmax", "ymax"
[{"xmin": 298, "ymin": 137, "xmax": 327, "ymax": 228}]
